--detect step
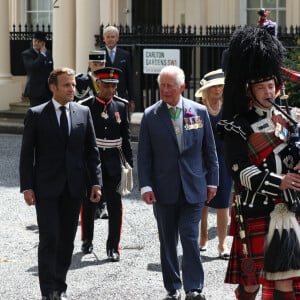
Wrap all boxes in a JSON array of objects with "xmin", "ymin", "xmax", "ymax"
[
  {"xmin": 9, "ymin": 100, "xmax": 29, "ymax": 113},
  {"xmin": 0, "ymin": 110, "xmax": 26, "ymax": 119},
  {"xmin": 0, "ymin": 117, "xmax": 24, "ymax": 134}
]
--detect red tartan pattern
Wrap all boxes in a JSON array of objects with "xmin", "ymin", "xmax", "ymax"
[
  {"xmin": 248, "ymin": 132, "xmax": 282, "ymax": 166},
  {"xmin": 225, "ymin": 213, "xmax": 300, "ymax": 299}
]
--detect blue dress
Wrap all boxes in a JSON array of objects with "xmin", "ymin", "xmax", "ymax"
[{"xmin": 206, "ymin": 109, "xmax": 232, "ymax": 208}]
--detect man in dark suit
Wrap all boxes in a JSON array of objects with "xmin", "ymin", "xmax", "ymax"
[
  {"xmin": 137, "ymin": 66, "xmax": 219, "ymax": 300},
  {"xmin": 22, "ymin": 31, "xmax": 53, "ymax": 107},
  {"xmin": 101, "ymin": 26, "xmax": 135, "ymax": 112},
  {"xmin": 19, "ymin": 67, "xmax": 102, "ymax": 300},
  {"xmin": 79, "ymin": 67, "xmax": 133, "ymax": 261}
]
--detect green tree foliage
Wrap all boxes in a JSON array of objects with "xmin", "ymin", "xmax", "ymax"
[{"xmin": 282, "ymin": 46, "xmax": 300, "ymax": 107}]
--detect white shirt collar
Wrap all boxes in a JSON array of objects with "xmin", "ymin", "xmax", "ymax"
[
  {"xmin": 166, "ymin": 97, "xmax": 183, "ymax": 110},
  {"xmin": 52, "ymin": 99, "xmax": 70, "ymax": 111}
]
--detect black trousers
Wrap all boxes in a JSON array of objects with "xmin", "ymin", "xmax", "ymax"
[
  {"xmin": 35, "ymin": 185, "xmax": 81, "ymax": 296},
  {"xmin": 80, "ymin": 172, "xmax": 122, "ymax": 253}
]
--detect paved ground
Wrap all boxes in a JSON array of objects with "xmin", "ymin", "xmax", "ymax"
[{"xmin": 0, "ymin": 133, "xmax": 243, "ymax": 300}]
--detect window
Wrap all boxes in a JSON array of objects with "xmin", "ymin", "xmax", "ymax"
[
  {"xmin": 24, "ymin": 0, "xmax": 53, "ymax": 28},
  {"xmin": 247, "ymin": 0, "xmax": 286, "ymax": 27}
]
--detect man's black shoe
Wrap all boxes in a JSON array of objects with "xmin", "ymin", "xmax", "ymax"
[
  {"xmin": 81, "ymin": 240, "xmax": 93, "ymax": 254},
  {"xmin": 52, "ymin": 291, "xmax": 68, "ymax": 300},
  {"xmin": 107, "ymin": 249, "xmax": 120, "ymax": 262},
  {"xmin": 163, "ymin": 289, "xmax": 181, "ymax": 300},
  {"xmin": 185, "ymin": 290, "xmax": 206, "ymax": 300}
]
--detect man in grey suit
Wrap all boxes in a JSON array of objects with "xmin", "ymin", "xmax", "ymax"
[
  {"xmin": 137, "ymin": 66, "xmax": 219, "ymax": 300},
  {"xmin": 19, "ymin": 67, "xmax": 102, "ymax": 300}
]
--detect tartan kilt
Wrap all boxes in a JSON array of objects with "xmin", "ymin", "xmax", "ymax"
[
  {"xmin": 226, "ymin": 210, "xmax": 300, "ymax": 299},
  {"xmin": 225, "ymin": 215, "xmax": 269, "ymax": 286}
]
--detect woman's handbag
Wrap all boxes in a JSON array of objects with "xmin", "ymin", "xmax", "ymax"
[{"xmin": 117, "ymin": 147, "xmax": 133, "ymax": 196}]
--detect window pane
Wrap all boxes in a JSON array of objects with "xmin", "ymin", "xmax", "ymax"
[
  {"xmin": 263, "ymin": 0, "xmax": 276, "ymax": 8},
  {"xmin": 247, "ymin": 10, "xmax": 259, "ymax": 25},
  {"xmin": 38, "ymin": 12, "xmax": 51, "ymax": 26},
  {"xmin": 28, "ymin": 0, "xmax": 37, "ymax": 11},
  {"xmin": 38, "ymin": 0, "xmax": 51, "ymax": 11},
  {"xmin": 27, "ymin": 12, "xmax": 38, "ymax": 26},
  {"xmin": 278, "ymin": 10, "xmax": 286, "ymax": 27},
  {"xmin": 279, "ymin": 0, "xmax": 286, "ymax": 7},
  {"xmin": 247, "ymin": 0, "xmax": 261, "ymax": 8}
]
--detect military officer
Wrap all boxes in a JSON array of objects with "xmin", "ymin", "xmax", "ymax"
[
  {"xmin": 75, "ymin": 50, "xmax": 106, "ymax": 102},
  {"xmin": 80, "ymin": 67, "xmax": 133, "ymax": 261}
]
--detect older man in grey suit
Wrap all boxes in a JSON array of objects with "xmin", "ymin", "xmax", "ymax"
[
  {"xmin": 19, "ymin": 67, "xmax": 102, "ymax": 300},
  {"xmin": 137, "ymin": 66, "xmax": 219, "ymax": 300}
]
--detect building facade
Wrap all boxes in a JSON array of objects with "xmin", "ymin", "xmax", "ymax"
[{"xmin": 0, "ymin": 0, "xmax": 299, "ymax": 109}]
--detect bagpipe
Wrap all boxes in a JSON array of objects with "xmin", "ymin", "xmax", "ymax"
[{"xmin": 266, "ymin": 67, "xmax": 300, "ymax": 212}]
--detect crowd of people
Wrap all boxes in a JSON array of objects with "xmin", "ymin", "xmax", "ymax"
[{"xmin": 19, "ymin": 13, "xmax": 300, "ymax": 300}]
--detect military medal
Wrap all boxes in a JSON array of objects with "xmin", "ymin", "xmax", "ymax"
[
  {"xmin": 96, "ymin": 96, "xmax": 112, "ymax": 119},
  {"xmin": 101, "ymin": 111, "xmax": 109, "ymax": 119},
  {"xmin": 174, "ymin": 124, "xmax": 180, "ymax": 135}
]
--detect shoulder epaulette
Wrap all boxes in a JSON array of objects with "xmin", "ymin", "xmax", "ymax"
[
  {"xmin": 113, "ymin": 95, "xmax": 129, "ymax": 104},
  {"xmin": 75, "ymin": 73, "xmax": 89, "ymax": 80}
]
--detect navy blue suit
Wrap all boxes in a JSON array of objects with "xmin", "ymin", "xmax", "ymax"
[
  {"xmin": 19, "ymin": 100, "xmax": 102, "ymax": 296},
  {"xmin": 22, "ymin": 47, "xmax": 53, "ymax": 106},
  {"xmin": 102, "ymin": 47, "xmax": 134, "ymax": 101},
  {"xmin": 138, "ymin": 97, "xmax": 218, "ymax": 292}
]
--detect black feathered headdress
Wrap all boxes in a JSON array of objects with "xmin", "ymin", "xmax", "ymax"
[{"xmin": 222, "ymin": 26, "xmax": 285, "ymax": 121}]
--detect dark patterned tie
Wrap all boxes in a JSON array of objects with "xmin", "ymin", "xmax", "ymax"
[{"xmin": 59, "ymin": 106, "xmax": 68, "ymax": 141}]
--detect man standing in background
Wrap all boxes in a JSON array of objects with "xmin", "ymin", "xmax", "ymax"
[
  {"xmin": 22, "ymin": 31, "xmax": 53, "ymax": 107},
  {"xmin": 102, "ymin": 25, "xmax": 135, "ymax": 112}
]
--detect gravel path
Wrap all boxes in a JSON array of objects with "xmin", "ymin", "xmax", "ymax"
[{"xmin": 0, "ymin": 133, "xmax": 246, "ymax": 300}]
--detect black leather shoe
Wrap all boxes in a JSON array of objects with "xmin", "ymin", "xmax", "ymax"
[
  {"xmin": 185, "ymin": 290, "xmax": 206, "ymax": 300},
  {"xmin": 41, "ymin": 292, "xmax": 56, "ymax": 300},
  {"xmin": 81, "ymin": 240, "xmax": 93, "ymax": 254},
  {"xmin": 52, "ymin": 291, "xmax": 68, "ymax": 300},
  {"xmin": 163, "ymin": 289, "xmax": 181, "ymax": 300},
  {"xmin": 59, "ymin": 292, "xmax": 68, "ymax": 300},
  {"xmin": 107, "ymin": 249, "xmax": 120, "ymax": 262}
]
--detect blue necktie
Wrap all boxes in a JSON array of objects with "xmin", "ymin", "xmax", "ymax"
[{"xmin": 110, "ymin": 50, "xmax": 115, "ymax": 63}]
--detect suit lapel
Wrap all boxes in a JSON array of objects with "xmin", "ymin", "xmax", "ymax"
[{"xmin": 157, "ymin": 101, "xmax": 178, "ymax": 144}]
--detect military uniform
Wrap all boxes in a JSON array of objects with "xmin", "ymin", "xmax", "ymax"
[
  {"xmin": 75, "ymin": 72, "xmax": 98, "ymax": 102},
  {"xmin": 81, "ymin": 93, "xmax": 133, "ymax": 258}
]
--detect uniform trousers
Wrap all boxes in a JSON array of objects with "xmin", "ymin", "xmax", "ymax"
[
  {"xmin": 80, "ymin": 171, "xmax": 122, "ymax": 253},
  {"xmin": 35, "ymin": 184, "xmax": 81, "ymax": 296}
]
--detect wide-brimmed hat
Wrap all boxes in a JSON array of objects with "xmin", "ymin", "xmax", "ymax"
[{"xmin": 195, "ymin": 69, "xmax": 225, "ymax": 98}]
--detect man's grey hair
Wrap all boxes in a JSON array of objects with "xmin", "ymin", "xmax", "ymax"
[
  {"xmin": 157, "ymin": 65, "xmax": 185, "ymax": 87},
  {"xmin": 103, "ymin": 25, "xmax": 119, "ymax": 37}
]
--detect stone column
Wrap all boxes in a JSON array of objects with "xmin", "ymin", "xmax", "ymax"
[
  {"xmin": 76, "ymin": 0, "xmax": 100, "ymax": 73},
  {"xmin": 52, "ymin": 0, "xmax": 76, "ymax": 69},
  {"xmin": 0, "ymin": 0, "xmax": 23, "ymax": 109}
]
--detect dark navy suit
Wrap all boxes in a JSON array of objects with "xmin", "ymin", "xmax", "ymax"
[
  {"xmin": 22, "ymin": 47, "xmax": 53, "ymax": 106},
  {"xmin": 19, "ymin": 100, "xmax": 102, "ymax": 296},
  {"xmin": 138, "ymin": 97, "xmax": 218, "ymax": 292},
  {"xmin": 102, "ymin": 47, "xmax": 134, "ymax": 101}
]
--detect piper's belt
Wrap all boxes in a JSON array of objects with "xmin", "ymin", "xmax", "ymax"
[{"xmin": 96, "ymin": 138, "xmax": 122, "ymax": 149}]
